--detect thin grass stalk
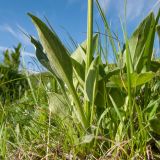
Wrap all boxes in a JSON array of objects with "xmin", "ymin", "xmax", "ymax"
[
  {"xmin": 125, "ymin": 38, "xmax": 134, "ymax": 152},
  {"xmin": 90, "ymin": 64, "xmax": 98, "ymax": 125},
  {"xmin": 46, "ymin": 107, "xmax": 51, "ymax": 160},
  {"xmin": 20, "ymin": 50, "xmax": 38, "ymax": 106},
  {"xmin": 95, "ymin": 0, "xmax": 118, "ymax": 62},
  {"xmin": 134, "ymin": 101, "xmax": 146, "ymax": 153},
  {"xmin": 120, "ymin": 16, "xmax": 134, "ymax": 149},
  {"xmin": 95, "ymin": 22, "xmax": 108, "ymax": 62},
  {"xmin": 123, "ymin": 1, "xmax": 134, "ymax": 151}
]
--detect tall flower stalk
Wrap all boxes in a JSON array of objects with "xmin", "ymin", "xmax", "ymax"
[
  {"xmin": 85, "ymin": 0, "xmax": 94, "ymax": 123},
  {"xmin": 86, "ymin": 0, "xmax": 93, "ymax": 71}
]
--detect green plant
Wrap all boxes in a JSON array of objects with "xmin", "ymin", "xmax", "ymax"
[
  {"xmin": 27, "ymin": 4, "xmax": 160, "ymax": 158},
  {"xmin": 0, "ymin": 44, "xmax": 28, "ymax": 103},
  {"xmin": 0, "ymin": 0, "xmax": 150, "ymax": 158}
]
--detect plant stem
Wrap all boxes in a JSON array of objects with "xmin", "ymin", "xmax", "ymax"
[
  {"xmin": 69, "ymin": 84, "xmax": 88, "ymax": 129},
  {"xmin": 86, "ymin": 0, "xmax": 93, "ymax": 72},
  {"xmin": 85, "ymin": 0, "xmax": 94, "ymax": 125},
  {"xmin": 126, "ymin": 39, "xmax": 134, "ymax": 153},
  {"xmin": 121, "ymin": 18, "xmax": 134, "ymax": 147}
]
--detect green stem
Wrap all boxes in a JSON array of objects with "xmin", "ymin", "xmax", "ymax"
[
  {"xmin": 85, "ymin": 0, "xmax": 93, "ymax": 125},
  {"xmin": 86, "ymin": 0, "xmax": 93, "ymax": 71},
  {"xmin": 122, "ymin": 18, "xmax": 134, "ymax": 147},
  {"xmin": 52, "ymin": 78, "xmax": 57, "ymax": 92},
  {"xmin": 69, "ymin": 84, "xmax": 88, "ymax": 129},
  {"xmin": 126, "ymin": 40, "xmax": 134, "ymax": 153}
]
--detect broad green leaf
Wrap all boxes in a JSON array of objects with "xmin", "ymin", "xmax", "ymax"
[
  {"xmin": 95, "ymin": 79, "xmax": 107, "ymax": 118},
  {"xmin": 71, "ymin": 34, "xmax": 98, "ymax": 86},
  {"xmin": 48, "ymin": 92, "xmax": 68, "ymax": 116},
  {"xmin": 30, "ymin": 36, "xmax": 60, "ymax": 79},
  {"xmin": 124, "ymin": 10, "xmax": 160, "ymax": 73},
  {"xmin": 84, "ymin": 57, "xmax": 99, "ymax": 102},
  {"xmin": 141, "ymin": 10, "xmax": 160, "ymax": 72},
  {"xmin": 30, "ymin": 36, "xmax": 69, "ymax": 102},
  {"xmin": 134, "ymin": 72, "xmax": 155, "ymax": 87},
  {"xmin": 71, "ymin": 58, "xmax": 85, "ymax": 86},
  {"xmin": 128, "ymin": 12, "xmax": 155, "ymax": 70},
  {"xmin": 28, "ymin": 13, "xmax": 88, "ymax": 128},
  {"xmin": 107, "ymin": 72, "xmax": 155, "ymax": 88},
  {"xmin": 71, "ymin": 34, "xmax": 99, "ymax": 64},
  {"xmin": 71, "ymin": 45, "xmax": 86, "ymax": 64},
  {"xmin": 28, "ymin": 13, "xmax": 73, "ymax": 87},
  {"xmin": 149, "ymin": 118, "xmax": 160, "ymax": 135}
]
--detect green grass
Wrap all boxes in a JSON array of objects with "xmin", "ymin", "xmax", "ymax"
[{"xmin": 0, "ymin": 1, "xmax": 160, "ymax": 159}]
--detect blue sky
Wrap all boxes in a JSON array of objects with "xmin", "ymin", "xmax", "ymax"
[{"xmin": 0, "ymin": 0, "xmax": 159, "ymax": 70}]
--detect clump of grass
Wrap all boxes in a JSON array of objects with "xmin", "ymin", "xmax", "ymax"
[{"xmin": 0, "ymin": 44, "xmax": 28, "ymax": 104}]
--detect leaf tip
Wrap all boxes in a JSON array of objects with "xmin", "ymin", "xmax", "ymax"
[{"xmin": 27, "ymin": 12, "xmax": 33, "ymax": 18}]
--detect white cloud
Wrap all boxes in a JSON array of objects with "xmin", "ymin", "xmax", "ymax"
[
  {"xmin": 21, "ymin": 51, "xmax": 36, "ymax": 58},
  {"xmin": 110, "ymin": 0, "xmax": 142, "ymax": 22},
  {"xmin": 16, "ymin": 24, "xmax": 31, "ymax": 46},
  {"xmin": 4, "ymin": 25, "xmax": 17, "ymax": 37},
  {"xmin": 125, "ymin": 0, "xmax": 159, "ymax": 21},
  {"xmin": 0, "ymin": 24, "xmax": 30, "ymax": 46},
  {"xmin": 97, "ymin": 0, "xmax": 158, "ymax": 22},
  {"xmin": 0, "ymin": 24, "xmax": 16, "ymax": 37},
  {"xmin": 117, "ymin": 0, "xmax": 145, "ymax": 21}
]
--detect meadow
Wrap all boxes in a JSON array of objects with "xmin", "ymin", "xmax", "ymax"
[{"xmin": 0, "ymin": 0, "xmax": 160, "ymax": 159}]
